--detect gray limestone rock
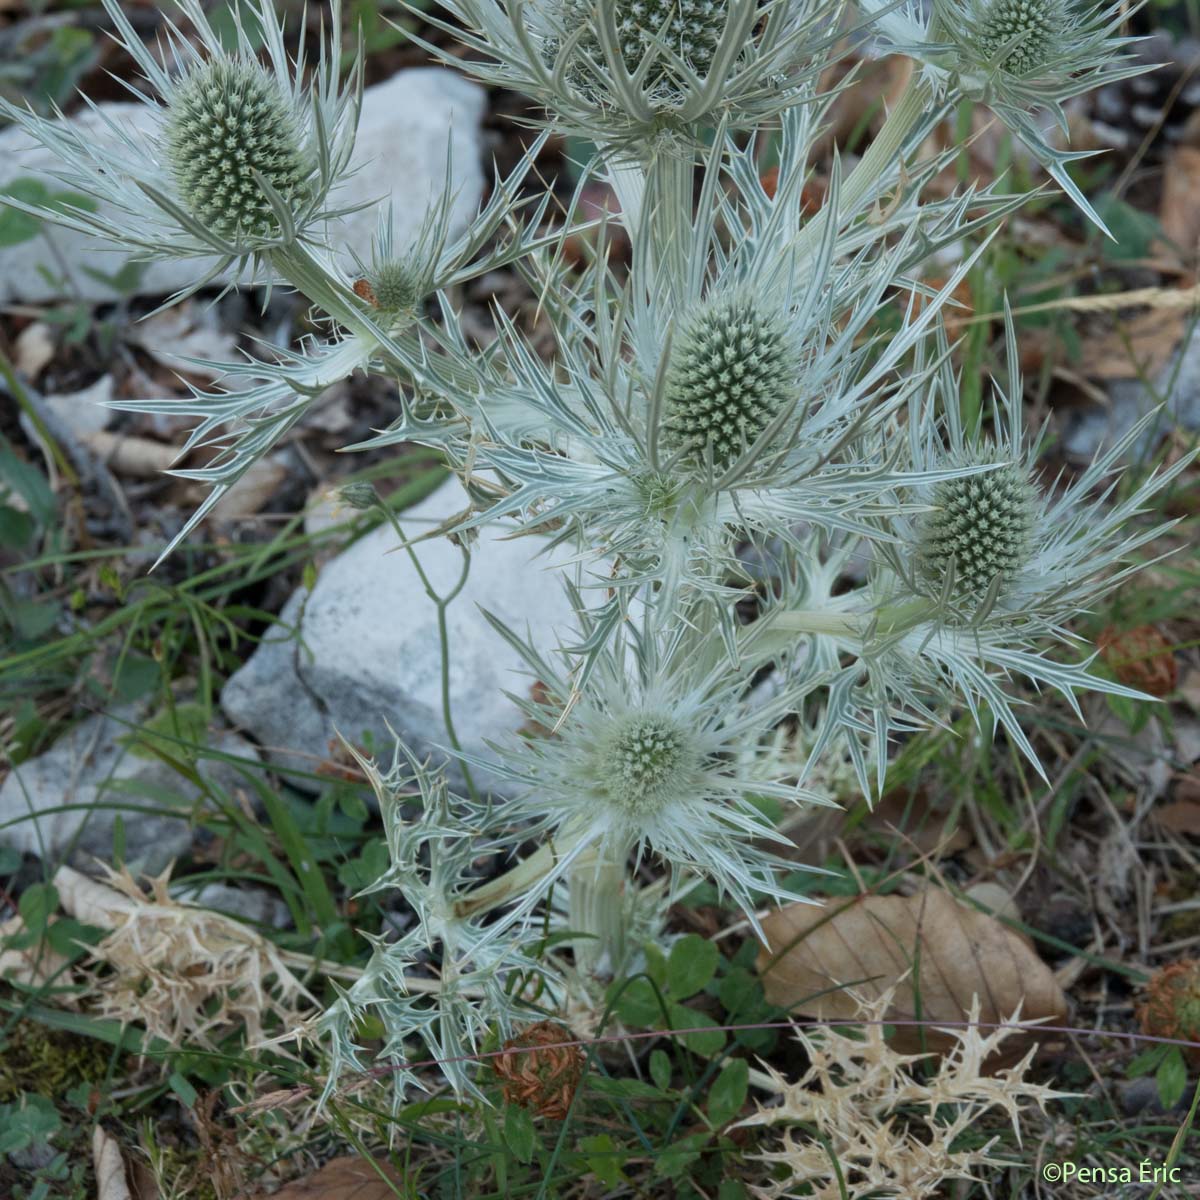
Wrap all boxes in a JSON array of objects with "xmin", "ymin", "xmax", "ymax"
[
  {"xmin": 221, "ymin": 478, "xmax": 586, "ymax": 794},
  {"xmin": 174, "ymin": 881, "xmax": 292, "ymax": 929},
  {"xmin": 0, "ymin": 709, "xmax": 260, "ymax": 873}
]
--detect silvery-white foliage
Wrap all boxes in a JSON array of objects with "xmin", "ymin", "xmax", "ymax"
[
  {"xmin": 317, "ymin": 742, "xmax": 564, "ymax": 1103},
  {"xmin": 855, "ymin": 0, "xmax": 1149, "ymax": 227},
  {"xmin": 467, "ymin": 591, "xmax": 840, "ymax": 925},
  {"xmin": 4, "ymin": 0, "xmax": 1189, "ymax": 1103},
  {"xmin": 760, "ymin": 331, "xmax": 1191, "ymax": 797},
  {"xmin": 411, "ymin": 0, "xmax": 847, "ymax": 150}
]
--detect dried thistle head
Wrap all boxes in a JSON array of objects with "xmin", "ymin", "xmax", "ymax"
[
  {"xmin": 493, "ymin": 1020, "xmax": 585, "ymax": 1119},
  {"xmin": 1138, "ymin": 959, "xmax": 1200, "ymax": 1063},
  {"xmin": 56, "ymin": 865, "xmax": 313, "ymax": 1052},
  {"xmin": 739, "ymin": 990, "xmax": 1070, "ymax": 1199}
]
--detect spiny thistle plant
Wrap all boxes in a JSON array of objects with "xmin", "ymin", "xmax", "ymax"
[{"xmin": 2, "ymin": 0, "xmax": 1191, "ymax": 1106}]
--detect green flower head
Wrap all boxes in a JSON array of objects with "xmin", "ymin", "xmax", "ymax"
[
  {"xmin": 165, "ymin": 59, "xmax": 313, "ymax": 244},
  {"xmin": 664, "ymin": 295, "xmax": 797, "ymax": 472},
  {"xmin": 595, "ymin": 713, "xmax": 697, "ymax": 816},
  {"xmin": 975, "ymin": 0, "xmax": 1068, "ymax": 77},
  {"xmin": 559, "ymin": 0, "xmax": 732, "ymax": 101},
  {"xmin": 916, "ymin": 460, "xmax": 1037, "ymax": 606}
]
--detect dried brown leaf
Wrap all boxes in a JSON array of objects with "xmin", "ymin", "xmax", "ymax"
[
  {"xmin": 1153, "ymin": 799, "xmax": 1200, "ymax": 836},
  {"xmin": 84, "ymin": 431, "xmax": 179, "ymax": 478},
  {"xmin": 1074, "ymin": 309, "xmax": 1186, "ymax": 381},
  {"xmin": 860, "ymin": 789, "xmax": 972, "ymax": 857},
  {"xmin": 94, "ymin": 1127, "xmax": 133, "ymax": 1200},
  {"xmin": 214, "ymin": 457, "xmax": 287, "ymax": 521},
  {"xmin": 757, "ymin": 888, "xmax": 1066, "ymax": 1057},
  {"xmin": 1098, "ymin": 624, "xmax": 1178, "ymax": 697},
  {"xmin": 1159, "ymin": 144, "xmax": 1200, "ymax": 261},
  {"xmin": 14, "ymin": 321, "xmax": 55, "ymax": 379},
  {"xmin": 253, "ymin": 1156, "xmax": 406, "ymax": 1200}
]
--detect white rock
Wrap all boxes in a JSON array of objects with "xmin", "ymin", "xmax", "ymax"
[
  {"xmin": 174, "ymin": 881, "xmax": 292, "ymax": 929},
  {"xmin": 221, "ymin": 478, "xmax": 585, "ymax": 795},
  {"xmin": 0, "ymin": 69, "xmax": 485, "ymax": 304},
  {"xmin": 44, "ymin": 375, "xmax": 115, "ymax": 438},
  {"xmin": 0, "ymin": 709, "xmax": 260, "ymax": 873},
  {"xmin": 13, "ymin": 321, "xmax": 56, "ymax": 378}
]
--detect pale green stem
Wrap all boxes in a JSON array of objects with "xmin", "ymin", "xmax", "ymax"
[
  {"xmin": 568, "ymin": 839, "xmax": 633, "ymax": 978},
  {"xmin": 379, "ymin": 505, "xmax": 480, "ymax": 806},
  {"xmin": 269, "ymin": 240, "xmax": 483, "ymax": 415},
  {"xmin": 770, "ymin": 609, "xmax": 864, "ymax": 638},
  {"xmin": 771, "ymin": 599, "xmax": 937, "ymax": 641},
  {"xmin": 453, "ymin": 820, "xmax": 589, "ymax": 921},
  {"xmin": 275, "ymin": 950, "xmax": 486, "ymax": 998},
  {"xmin": 792, "ymin": 72, "xmax": 934, "ymax": 262}
]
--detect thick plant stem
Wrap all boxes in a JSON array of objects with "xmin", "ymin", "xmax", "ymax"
[
  {"xmin": 770, "ymin": 609, "xmax": 863, "ymax": 638},
  {"xmin": 453, "ymin": 821, "xmax": 589, "ymax": 921},
  {"xmin": 608, "ymin": 157, "xmax": 647, "ymax": 232},
  {"xmin": 568, "ymin": 841, "xmax": 632, "ymax": 979}
]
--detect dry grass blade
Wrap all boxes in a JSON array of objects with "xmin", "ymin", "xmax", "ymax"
[{"xmin": 757, "ymin": 888, "xmax": 1067, "ymax": 1058}]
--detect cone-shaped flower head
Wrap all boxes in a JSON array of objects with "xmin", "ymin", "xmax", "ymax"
[
  {"xmin": 481, "ymin": 614, "xmax": 825, "ymax": 922},
  {"xmin": 594, "ymin": 714, "xmax": 699, "ymax": 816},
  {"xmin": 975, "ymin": 0, "xmax": 1066, "ymax": 76},
  {"xmin": 438, "ymin": 0, "xmax": 831, "ymax": 149},
  {"xmin": 915, "ymin": 459, "xmax": 1037, "ymax": 605},
  {"xmin": 857, "ymin": 0, "xmax": 1145, "ymax": 228},
  {"xmin": 165, "ymin": 60, "xmax": 313, "ymax": 244},
  {"xmin": 0, "ymin": 0, "xmax": 358, "ymax": 266},
  {"xmin": 664, "ymin": 295, "xmax": 797, "ymax": 471},
  {"xmin": 559, "ymin": 0, "xmax": 731, "ymax": 101}
]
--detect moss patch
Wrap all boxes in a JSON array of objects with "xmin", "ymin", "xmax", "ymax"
[{"xmin": 0, "ymin": 1018, "xmax": 112, "ymax": 1102}]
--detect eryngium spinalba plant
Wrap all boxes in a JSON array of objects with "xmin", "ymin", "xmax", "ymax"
[{"xmin": 5, "ymin": 0, "xmax": 1189, "ymax": 1103}]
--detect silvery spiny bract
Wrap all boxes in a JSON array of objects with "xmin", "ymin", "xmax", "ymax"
[
  {"xmin": 414, "ymin": 0, "xmax": 836, "ymax": 148},
  {"xmin": 6, "ymin": 0, "xmax": 1192, "ymax": 1103},
  {"xmin": 468, "ymin": 598, "xmax": 833, "ymax": 923},
  {"xmin": 551, "ymin": 0, "xmax": 733, "ymax": 104},
  {"xmin": 594, "ymin": 0, "xmax": 730, "ymax": 77}
]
